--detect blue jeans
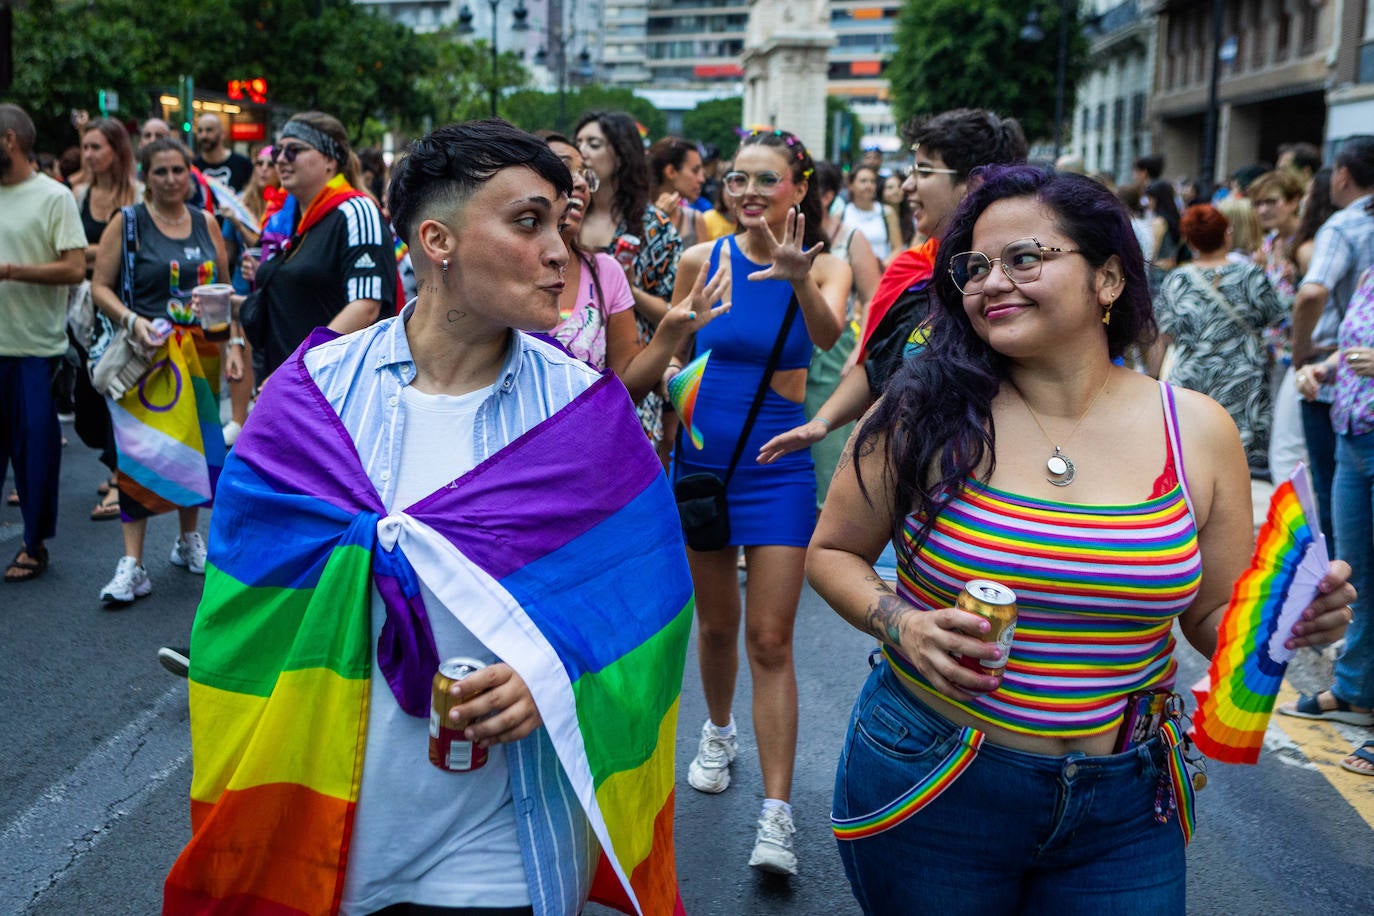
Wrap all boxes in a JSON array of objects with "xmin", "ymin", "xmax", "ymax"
[
  {"xmin": 833, "ymin": 664, "xmax": 1185, "ymax": 915},
  {"xmin": 0, "ymin": 356, "xmax": 62, "ymax": 550},
  {"xmin": 1333, "ymin": 431, "xmax": 1374, "ymax": 708},
  {"xmin": 1301, "ymin": 400, "xmax": 1338, "ymax": 558}
]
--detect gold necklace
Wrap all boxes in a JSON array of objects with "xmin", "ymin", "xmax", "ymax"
[
  {"xmin": 1010, "ymin": 374, "xmax": 1111, "ymax": 487},
  {"xmin": 150, "ymin": 204, "xmax": 189, "ymax": 226}
]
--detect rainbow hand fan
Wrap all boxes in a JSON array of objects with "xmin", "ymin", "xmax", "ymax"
[
  {"xmin": 1190, "ymin": 465, "xmax": 1330, "ymax": 763},
  {"xmin": 667, "ymin": 350, "xmax": 710, "ymax": 450}
]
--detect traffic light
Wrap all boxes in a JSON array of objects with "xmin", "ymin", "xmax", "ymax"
[{"xmin": 178, "ymin": 74, "xmax": 195, "ymax": 139}]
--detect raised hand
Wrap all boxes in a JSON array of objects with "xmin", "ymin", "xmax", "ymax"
[{"xmin": 746, "ymin": 207, "xmax": 824, "ymax": 283}]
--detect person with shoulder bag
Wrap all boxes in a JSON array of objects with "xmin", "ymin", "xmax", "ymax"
[{"xmin": 88, "ymin": 137, "xmax": 236, "ymax": 605}]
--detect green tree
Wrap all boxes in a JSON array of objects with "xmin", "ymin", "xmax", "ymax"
[
  {"xmin": 680, "ymin": 96, "xmax": 742, "ymax": 156},
  {"xmin": 887, "ymin": 0, "xmax": 1086, "ymax": 146},
  {"xmin": 502, "ymin": 86, "xmax": 666, "ymax": 139},
  {"xmin": 413, "ymin": 34, "xmax": 526, "ymax": 128}
]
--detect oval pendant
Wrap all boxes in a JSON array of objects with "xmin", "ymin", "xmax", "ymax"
[{"xmin": 1046, "ymin": 449, "xmax": 1076, "ymax": 487}]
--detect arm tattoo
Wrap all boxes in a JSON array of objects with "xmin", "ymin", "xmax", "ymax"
[{"xmin": 864, "ymin": 586, "xmax": 907, "ymax": 647}]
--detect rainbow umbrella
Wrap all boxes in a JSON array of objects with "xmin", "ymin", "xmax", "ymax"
[
  {"xmin": 1190, "ymin": 465, "xmax": 1331, "ymax": 763},
  {"xmin": 667, "ymin": 350, "xmax": 710, "ymax": 450}
]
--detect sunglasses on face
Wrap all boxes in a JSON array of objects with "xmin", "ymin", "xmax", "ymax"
[{"xmin": 272, "ymin": 143, "xmax": 314, "ymax": 164}]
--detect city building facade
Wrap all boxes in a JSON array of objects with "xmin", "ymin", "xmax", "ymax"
[{"xmin": 1070, "ymin": 0, "xmax": 1157, "ymax": 184}]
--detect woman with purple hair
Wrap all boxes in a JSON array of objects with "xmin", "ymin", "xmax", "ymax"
[{"xmin": 807, "ymin": 166, "xmax": 1355, "ymax": 911}]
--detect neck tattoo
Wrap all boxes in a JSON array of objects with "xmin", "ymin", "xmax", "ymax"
[{"xmin": 1010, "ymin": 375, "xmax": 1111, "ymax": 487}]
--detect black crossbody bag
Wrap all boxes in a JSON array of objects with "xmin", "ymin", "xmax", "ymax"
[{"xmin": 674, "ymin": 293, "xmax": 800, "ymax": 551}]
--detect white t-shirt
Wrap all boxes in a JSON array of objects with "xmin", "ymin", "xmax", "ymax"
[
  {"xmin": 0, "ymin": 171, "xmax": 86, "ymax": 357},
  {"xmin": 342, "ymin": 382, "xmax": 531, "ymax": 915},
  {"xmin": 843, "ymin": 200, "xmax": 892, "ymax": 262}
]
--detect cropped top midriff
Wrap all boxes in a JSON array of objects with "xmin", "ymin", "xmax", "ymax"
[{"xmin": 884, "ymin": 381, "xmax": 1204, "ymax": 738}]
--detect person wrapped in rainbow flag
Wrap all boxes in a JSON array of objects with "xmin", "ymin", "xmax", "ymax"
[{"xmin": 164, "ymin": 120, "xmax": 693, "ymax": 916}]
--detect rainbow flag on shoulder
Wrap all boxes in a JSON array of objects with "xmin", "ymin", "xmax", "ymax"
[{"xmin": 165, "ymin": 332, "xmax": 692, "ymax": 915}]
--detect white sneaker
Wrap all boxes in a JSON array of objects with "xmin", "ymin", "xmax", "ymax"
[
  {"xmin": 222, "ymin": 420, "xmax": 242, "ymax": 447},
  {"xmin": 101, "ymin": 556, "xmax": 152, "ymax": 604},
  {"xmin": 749, "ymin": 806, "xmax": 798, "ymax": 876},
  {"xmin": 169, "ymin": 531, "xmax": 207, "ymax": 574},
  {"xmin": 687, "ymin": 720, "xmax": 738, "ymax": 794}
]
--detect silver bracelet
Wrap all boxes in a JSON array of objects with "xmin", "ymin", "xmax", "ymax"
[{"xmin": 122, "ymin": 311, "xmax": 137, "ymax": 333}]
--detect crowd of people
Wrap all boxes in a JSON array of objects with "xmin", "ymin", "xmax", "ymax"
[{"xmin": 0, "ymin": 94, "xmax": 1368, "ymax": 913}]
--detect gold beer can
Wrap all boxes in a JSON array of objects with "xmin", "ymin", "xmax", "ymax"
[{"xmin": 956, "ymin": 579, "xmax": 1018, "ymax": 676}]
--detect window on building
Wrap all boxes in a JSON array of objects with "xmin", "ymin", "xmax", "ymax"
[{"xmin": 1276, "ymin": 10, "xmax": 1291, "ymax": 61}]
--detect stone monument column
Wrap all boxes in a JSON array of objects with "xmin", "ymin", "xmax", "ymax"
[{"xmin": 741, "ymin": 0, "xmax": 835, "ymax": 155}]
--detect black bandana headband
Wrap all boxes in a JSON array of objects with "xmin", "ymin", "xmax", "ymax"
[{"xmin": 280, "ymin": 121, "xmax": 345, "ymax": 164}]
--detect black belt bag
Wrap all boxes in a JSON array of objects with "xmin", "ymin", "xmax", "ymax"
[{"xmin": 673, "ymin": 287, "xmax": 799, "ymax": 552}]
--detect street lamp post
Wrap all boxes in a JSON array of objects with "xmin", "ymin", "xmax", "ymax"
[
  {"xmin": 1020, "ymin": 0, "xmax": 1075, "ymax": 159},
  {"xmin": 537, "ymin": 30, "xmax": 593, "ymax": 133},
  {"xmin": 457, "ymin": 0, "xmax": 529, "ymax": 119}
]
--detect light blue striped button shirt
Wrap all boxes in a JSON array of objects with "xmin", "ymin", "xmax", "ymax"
[{"xmin": 304, "ymin": 303, "xmax": 604, "ymax": 916}]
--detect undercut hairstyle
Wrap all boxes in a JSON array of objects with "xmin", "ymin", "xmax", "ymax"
[
  {"xmin": 0, "ymin": 104, "xmax": 36, "ymax": 156},
  {"xmin": 83, "ymin": 118, "xmax": 138, "ymax": 205},
  {"xmin": 647, "ymin": 136, "xmax": 698, "ymax": 188},
  {"xmin": 387, "ymin": 119, "xmax": 573, "ymax": 249},
  {"xmin": 1335, "ymin": 135, "xmax": 1374, "ymax": 189},
  {"xmin": 1180, "ymin": 203, "xmax": 1230, "ymax": 253},
  {"xmin": 855, "ymin": 166, "xmax": 1153, "ymax": 555},
  {"xmin": 1247, "ymin": 169, "xmax": 1305, "ymax": 203},
  {"xmin": 734, "ymin": 127, "xmax": 826, "ymax": 252},
  {"xmin": 573, "ymin": 110, "xmax": 650, "ymax": 225},
  {"xmin": 903, "ymin": 109, "xmax": 1028, "ymax": 183},
  {"xmin": 139, "ymin": 136, "xmax": 192, "ymax": 176}
]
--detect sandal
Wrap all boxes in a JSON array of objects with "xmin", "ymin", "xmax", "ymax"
[
  {"xmin": 1340, "ymin": 740, "xmax": 1374, "ymax": 777},
  {"xmin": 1278, "ymin": 691, "xmax": 1374, "ymax": 727},
  {"xmin": 4, "ymin": 545, "xmax": 48, "ymax": 583},
  {"xmin": 90, "ymin": 487, "xmax": 120, "ymax": 521},
  {"xmin": 97, "ymin": 476, "xmax": 117, "ymax": 496},
  {"xmin": 5, "ymin": 489, "xmax": 16, "ymax": 506}
]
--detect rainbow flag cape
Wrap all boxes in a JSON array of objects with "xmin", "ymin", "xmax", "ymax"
[
  {"xmin": 1190, "ymin": 465, "xmax": 1331, "ymax": 763},
  {"xmin": 109, "ymin": 326, "xmax": 224, "ymax": 521},
  {"xmin": 666, "ymin": 349, "xmax": 710, "ymax": 450},
  {"xmin": 165, "ymin": 332, "xmax": 692, "ymax": 915}
]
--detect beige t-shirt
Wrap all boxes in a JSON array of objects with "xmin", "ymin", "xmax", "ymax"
[{"xmin": 0, "ymin": 172, "xmax": 86, "ymax": 357}]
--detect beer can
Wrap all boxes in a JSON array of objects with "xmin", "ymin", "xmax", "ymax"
[
  {"xmin": 955, "ymin": 579, "xmax": 1018, "ymax": 676},
  {"xmin": 428, "ymin": 657, "xmax": 489, "ymax": 772},
  {"xmin": 613, "ymin": 234, "xmax": 641, "ymax": 270}
]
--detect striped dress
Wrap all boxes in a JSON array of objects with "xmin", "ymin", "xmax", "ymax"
[{"xmin": 885, "ymin": 381, "xmax": 1204, "ymax": 738}]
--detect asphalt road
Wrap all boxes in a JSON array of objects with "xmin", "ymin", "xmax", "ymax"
[{"xmin": 1, "ymin": 431, "xmax": 1371, "ymax": 914}]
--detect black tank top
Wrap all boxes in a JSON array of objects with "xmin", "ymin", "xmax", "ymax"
[{"xmin": 127, "ymin": 204, "xmax": 220, "ymax": 322}]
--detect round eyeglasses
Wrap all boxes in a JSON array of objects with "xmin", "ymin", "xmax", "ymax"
[
  {"xmin": 723, "ymin": 170, "xmax": 787, "ymax": 196},
  {"xmin": 948, "ymin": 237, "xmax": 1084, "ymax": 294}
]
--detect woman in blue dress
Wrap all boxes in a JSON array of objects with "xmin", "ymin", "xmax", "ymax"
[{"xmin": 667, "ymin": 128, "xmax": 851, "ymax": 876}]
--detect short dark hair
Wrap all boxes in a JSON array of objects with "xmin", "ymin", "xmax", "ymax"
[
  {"xmin": 1278, "ymin": 142, "xmax": 1322, "ymax": 174},
  {"xmin": 904, "ymin": 109, "xmax": 1028, "ymax": 182},
  {"xmin": 139, "ymin": 136, "xmax": 192, "ymax": 176},
  {"xmin": 1335, "ymin": 135, "xmax": 1374, "ymax": 189},
  {"xmin": 0, "ymin": 103, "xmax": 36, "ymax": 155},
  {"xmin": 813, "ymin": 160, "xmax": 844, "ymax": 199},
  {"xmin": 1134, "ymin": 154, "xmax": 1164, "ymax": 180},
  {"xmin": 387, "ymin": 119, "xmax": 572, "ymax": 248}
]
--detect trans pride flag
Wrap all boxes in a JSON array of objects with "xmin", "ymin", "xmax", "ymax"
[{"xmin": 164, "ymin": 336, "xmax": 693, "ymax": 915}]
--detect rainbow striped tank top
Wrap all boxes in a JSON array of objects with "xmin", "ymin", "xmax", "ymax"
[{"xmin": 886, "ymin": 381, "xmax": 1203, "ymax": 738}]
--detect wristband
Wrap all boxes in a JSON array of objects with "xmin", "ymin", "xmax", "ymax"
[
  {"xmin": 814, "ymin": 416, "xmax": 831, "ymax": 430},
  {"xmin": 228, "ymin": 337, "xmax": 247, "ymax": 348}
]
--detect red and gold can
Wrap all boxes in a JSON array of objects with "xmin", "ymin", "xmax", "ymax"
[
  {"xmin": 955, "ymin": 579, "xmax": 1018, "ymax": 676},
  {"xmin": 428, "ymin": 657, "xmax": 489, "ymax": 772}
]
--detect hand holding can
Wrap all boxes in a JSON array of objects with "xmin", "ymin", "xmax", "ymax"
[
  {"xmin": 954, "ymin": 579, "xmax": 1018, "ymax": 678},
  {"xmin": 429, "ymin": 658, "xmax": 489, "ymax": 772}
]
